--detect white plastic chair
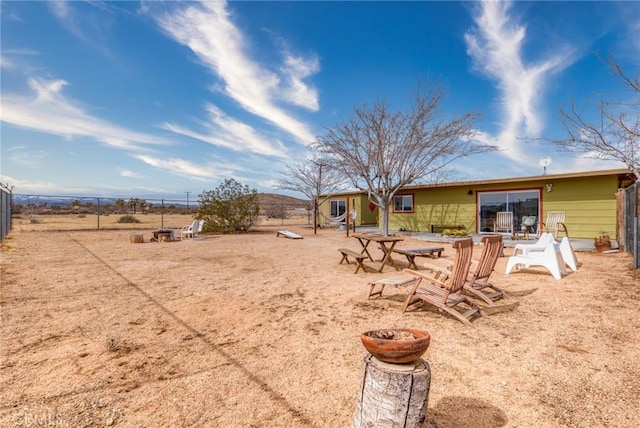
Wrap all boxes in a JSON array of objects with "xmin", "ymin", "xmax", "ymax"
[
  {"xmin": 505, "ymin": 241, "xmax": 567, "ymax": 280},
  {"xmin": 558, "ymin": 237, "xmax": 579, "ymax": 272},
  {"xmin": 513, "ymin": 232, "xmax": 555, "ymax": 256},
  {"xmin": 181, "ymin": 219, "xmax": 203, "ymax": 240}
]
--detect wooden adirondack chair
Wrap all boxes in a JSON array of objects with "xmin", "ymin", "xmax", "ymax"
[
  {"xmin": 494, "ymin": 211, "xmax": 514, "ymax": 237},
  {"xmin": 463, "ymin": 235, "xmax": 506, "ymax": 306},
  {"xmin": 541, "ymin": 211, "xmax": 569, "ymax": 238},
  {"xmin": 401, "ymin": 237, "xmax": 486, "ymax": 326}
]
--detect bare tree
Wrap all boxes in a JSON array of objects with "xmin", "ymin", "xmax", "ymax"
[
  {"xmin": 276, "ymin": 156, "xmax": 344, "ymax": 227},
  {"xmin": 554, "ymin": 52, "xmax": 639, "ymax": 179},
  {"xmin": 314, "ymin": 79, "xmax": 496, "ymax": 235}
]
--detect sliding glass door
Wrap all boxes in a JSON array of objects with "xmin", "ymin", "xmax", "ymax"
[{"xmin": 477, "ymin": 189, "xmax": 540, "ymax": 234}]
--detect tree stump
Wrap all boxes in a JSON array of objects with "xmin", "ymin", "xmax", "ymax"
[
  {"xmin": 353, "ymin": 355, "xmax": 431, "ymax": 428},
  {"xmin": 129, "ymin": 234, "xmax": 144, "ymax": 243}
]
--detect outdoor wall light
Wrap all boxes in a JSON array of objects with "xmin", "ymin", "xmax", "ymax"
[
  {"xmin": 467, "ymin": 189, "xmax": 474, "ymax": 195},
  {"xmin": 546, "ymin": 183, "xmax": 553, "ymax": 192}
]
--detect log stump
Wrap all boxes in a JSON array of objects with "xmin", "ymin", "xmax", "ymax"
[
  {"xmin": 129, "ymin": 234, "xmax": 144, "ymax": 243},
  {"xmin": 353, "ymin": 355, "xmax": 431, "ymax": 428}
]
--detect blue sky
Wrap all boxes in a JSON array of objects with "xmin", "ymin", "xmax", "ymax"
[{"xmin": 2, "ymin": 1, "xmax": 639, "ymax": 201}]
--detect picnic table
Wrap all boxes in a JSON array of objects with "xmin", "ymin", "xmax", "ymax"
[
  {"xmin": 392, "ymin": 246, "xmax": 445, "ymax": 269},
  {"xmin": 352, "ymin": 233, "xmax": 404, "ymax": 272}
]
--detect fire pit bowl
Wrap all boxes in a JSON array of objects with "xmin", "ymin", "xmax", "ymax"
[{"xmin": 360, "ymin": 328, "xmax": 430, "ymax": 364}]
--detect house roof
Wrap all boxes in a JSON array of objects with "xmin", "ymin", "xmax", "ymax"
[{"xmin": 327, "ymin": 168, "xmax": 636, "ymax": 197}]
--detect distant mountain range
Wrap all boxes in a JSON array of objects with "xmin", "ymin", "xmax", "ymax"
[
  {"xmin": 12, "ymin": 192, "xmax": 309, "ymax": 208},
  {"xmin": 257, "ymin": 193, "xmax": 309, "ymax": 208}
]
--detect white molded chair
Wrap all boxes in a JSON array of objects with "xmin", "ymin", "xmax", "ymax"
[
  {"xmin": 505, "ymin": 241, "xmax": 567, "ymax": 280},
  {"xmin": 181, "ymin": 219, "xmax": 204, "ymax": 240},
  {"xmin": 513, "ymin": 232, "xmax": 555, "ymax": 256},
  {"xmin": 558, "ymin": 237, "xmax": 579, "ymax": 272},
  {"xmin": 513, "ymin": 234, "xmax": 578, "ymax": 272}
]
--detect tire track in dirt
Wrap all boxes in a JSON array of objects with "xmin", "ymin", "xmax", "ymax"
[{"xmin": 66, "ymin": 233, "xmax": 318, "ymax": 427}]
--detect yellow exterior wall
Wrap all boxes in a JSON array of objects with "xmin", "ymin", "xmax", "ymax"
[
  {"xmin": 390, "ymin": 174, "xmax": 620, "ymax": 239},
  {"xmin": 321, "ymin": 172, "xmax": 623, "ymax": 239},
  {"xmin": 390, "ymin": 188, "xmax": 476, "ymax": 232},
  {"xmin": 538, "ymin": 175, "xmax": 618, "ymax": 239},
  {"xmin": 319, "ymin": 194, "xmax": 377, "ymax": 226}
]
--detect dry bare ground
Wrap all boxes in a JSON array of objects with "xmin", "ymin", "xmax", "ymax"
[{"xmin": 1, "ymin": 221, "xmax": 639, "ymax": 427}]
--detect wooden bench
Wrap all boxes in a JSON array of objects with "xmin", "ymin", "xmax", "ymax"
[
  {"xmin": 430, "ymin": 225, "xmax": 464, "ymax": 233},
  {"xmin": 392, "ymin": 247, "xmax": 445, "ymax": 269},
  {"xmin": 338, "ymin": 248, "xmax": 367, "ymax": 273}
]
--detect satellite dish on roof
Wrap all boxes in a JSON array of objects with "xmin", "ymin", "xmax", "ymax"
[{"xmin": 539, "ymin": 156, "xmax": 552, "ymax": 175}]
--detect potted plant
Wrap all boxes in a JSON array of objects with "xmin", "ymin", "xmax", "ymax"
[{"xmin": 594, "ymin": 232, "xmax": 612, "ymax": 252}]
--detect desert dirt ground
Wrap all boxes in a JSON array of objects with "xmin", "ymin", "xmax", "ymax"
[{"xmin": 1, "ymin": 219, "xmax": 640, "ymax": 427}]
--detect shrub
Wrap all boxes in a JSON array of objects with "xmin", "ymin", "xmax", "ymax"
[
  {"xmin": 196, "ymin": 179, "xmax": 260, "ymax": 233},
  {"xmin": 117, "ymin": 215, "xmax": 140, "ymax": 224},
  {"xmin": 443, "ymin": 228, "xmax": 468, "ymax": 236}
]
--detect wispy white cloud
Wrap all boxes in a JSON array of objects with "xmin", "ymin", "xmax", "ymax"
[
  {"xmin": 623, "ymin": 6, "xmax": 640, "ymax": 59},
  {"xmin": 7, "ymin": 147, "xmax": 48, "ymax": 167},
  {"xmin": 0, "ymin": 173, "xmax": 76, "ymax": 194},
  {"xmin": 134, "ymin": 154, "xmax": 244, "ymax": 182},
  {"xmin": 162, "ymin": 103, "xmax": 289, "ymax": 158},
  {"xmin": 1, "ymin": 77, "xmax": 169, "ymax": 151},
  {"xmin": 279, "ymin": 52, "xmax": 320, "ymax": 110},
  {"xmin": 47, "ymin": 1, "xmax": 116, "ymax": 60},
  {"xmin": 153, "ymin": 0, "xmax": 318, "ymax": 145},
  {"xmin": 1, "ymin": 48, "xmax": 40, "ymax": 71},
  {"xmin": 120, "ymin": 170, "xmax": 142, "ymax": 178},
  {"xmin": 465, "ymin": 1, "xmax": 575, "ymax": 160}
]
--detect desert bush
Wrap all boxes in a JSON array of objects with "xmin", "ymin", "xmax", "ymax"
[
  {"xmin": 105, "ymin": 324, "xmax": 128, "ymax": 352},
  {"xmin": 197, "ymin": 179, "xmax": 259, "ymax": 233},
  {"xmin": 443, "ymin": 228, "xmax": 468, "ymax": 236},
  {"xmin": 117, "ymin": 215, "xmax": 140, "ymax": 224}
]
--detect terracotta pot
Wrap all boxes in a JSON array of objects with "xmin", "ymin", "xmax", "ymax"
[
  {"xmin": 360, "ymin": 328, "xmax": 430, "ymax": 364},
  {"xmin": 594, "ymin": 243, "xmax": 612, "ymax": 253}
]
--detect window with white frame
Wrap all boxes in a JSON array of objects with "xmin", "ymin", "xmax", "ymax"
[
  {"xmin": 330, "ymin": 199, "xmax": 346, "ymax": 218},
  {"xmin": 393, "ymin": 194, "xmax": 414, "ymax": 213}
]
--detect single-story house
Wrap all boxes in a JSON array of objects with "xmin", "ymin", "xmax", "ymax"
[{"xmin": 320, "ymin": 168, "xmax": 636, "ymax": 240}]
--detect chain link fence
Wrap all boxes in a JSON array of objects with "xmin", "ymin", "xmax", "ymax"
[
  {"xmin": 0, "ymin": 187, "xmax": 11, "ymax": 242},
  {"xmin": 623, "ymin": 182, "xmax": 639, "ymax": 269},
  {"xmin": 9, "ymin": 194, "xmax": 312, "ymax": 233}
]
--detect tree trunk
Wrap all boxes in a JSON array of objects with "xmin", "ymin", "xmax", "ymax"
[
  {"xmin": 353, "ymin": 355, "xmax": 431, "ymax": 428},
  {"xmin": 381, "ymin": 204, "xmax": 390, "ymax": 236}
]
